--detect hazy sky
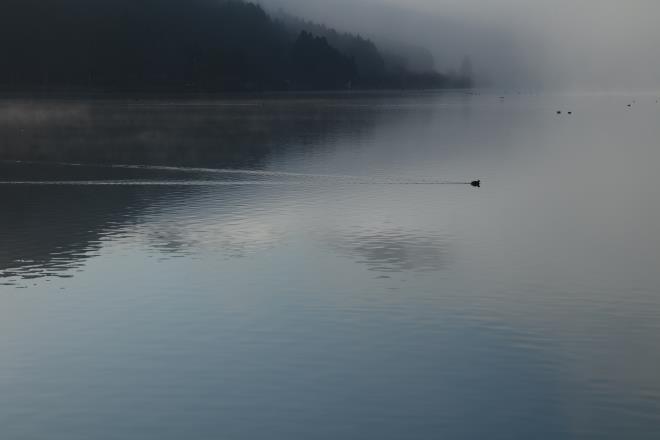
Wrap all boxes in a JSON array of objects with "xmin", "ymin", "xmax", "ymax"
[{"xmin": 261, "ymin": 0, "xmax": 660, "ymax": 89}]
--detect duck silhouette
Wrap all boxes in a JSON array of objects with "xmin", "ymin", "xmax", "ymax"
[{"xmin": 471, "ymin": 180, "xmax": 481, "ymax": 188}]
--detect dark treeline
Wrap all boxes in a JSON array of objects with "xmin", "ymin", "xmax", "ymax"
[
  {"xmin": 276, "ymin": 12, "xmax": 451, "ymax": 88},
  {"xmin": 0, "ymin": 0, "xmax": 472, "ymax": 91}
]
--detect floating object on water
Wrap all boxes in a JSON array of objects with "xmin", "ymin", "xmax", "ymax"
[
  {"xmin": 471, "ymin": 180, "xmax": 481, "ymax": 188},
  {"xmin": 568, "ymin": 111, "xmax": 573, "ymax": 115},
  {"xmin": 556, "ymin": 110, "xmax": 562, "ymax": 114}
]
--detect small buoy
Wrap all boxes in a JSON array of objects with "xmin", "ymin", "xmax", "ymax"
[
  {"xmin": 471, "ymin": 180, "xmax": 481, "ymax": 188},
  {"xmin": 568, "ymin": 111, "xmax": 573, "ymax": 115},
  {"xmin": 557, "ymin": 111, "xmax": 562, "ymax": 114}
]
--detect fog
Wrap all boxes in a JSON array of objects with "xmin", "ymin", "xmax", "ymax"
[{"xmin": 260, "ymin": 0, "xmax": 660, "ymax": 90}]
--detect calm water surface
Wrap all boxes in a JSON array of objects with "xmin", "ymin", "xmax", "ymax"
[{"xmin": 1, "ymin": 92, "xmax": 659, "ymax": 439}]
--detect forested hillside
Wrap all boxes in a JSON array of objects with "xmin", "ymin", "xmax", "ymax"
[{"xmin": 0, "ymin": 0, "xmax": 471, "ymax": 91}]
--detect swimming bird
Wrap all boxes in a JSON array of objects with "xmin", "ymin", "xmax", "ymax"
[{"xmin": 471, "ymin": 180, "xmax": 481, "ymax": 188}]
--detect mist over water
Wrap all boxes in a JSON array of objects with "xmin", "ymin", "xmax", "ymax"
[{"xmin": 2, "ymin": 92, "xmax": 660, "ymax": 438}]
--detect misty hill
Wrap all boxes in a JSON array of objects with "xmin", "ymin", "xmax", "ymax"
[
  {"xmin": 0, "ymin": 0, "xmax": 472, "ymax": 91},
  {"xmin": 276, "ymin": 11, "xmax": 435, "ymax": 74},
  {"xmin": 276, "ymin": 12, "xmax": 386, "ymax": 80}
]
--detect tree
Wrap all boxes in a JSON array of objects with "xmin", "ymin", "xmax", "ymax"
[
  {"xmin": 458, "ymin": 55, "xmax": 474, "ymax": 88},
  {"xmin": 290, "ymin": 31, "xmax": 356, "ymax": 90}
]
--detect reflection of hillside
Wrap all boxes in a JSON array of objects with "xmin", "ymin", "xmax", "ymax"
[
  {"xmin": 0, "ymin": 97, "xmax": 396, "ymax": 283},
  {"xmin": 0, "ymin": 186, "xmax": 156, "ymax": 282},
  {"xmin": 0, "ymin": 97, "xmax": 392, "ymax": 168}
]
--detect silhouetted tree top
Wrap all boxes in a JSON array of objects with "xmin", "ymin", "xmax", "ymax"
[{"xmin": 291, "ymin": 31, "xmax": 357, "ymax": 89}]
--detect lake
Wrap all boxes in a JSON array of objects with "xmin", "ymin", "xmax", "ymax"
[{"xmin": 1, "ymin": 91, "xmax": 659, "ymax": 439}]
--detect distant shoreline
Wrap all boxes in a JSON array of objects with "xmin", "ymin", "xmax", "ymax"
[{"xmin": 0, "ymin": 87, "xmax": 474, "ymax": 101}]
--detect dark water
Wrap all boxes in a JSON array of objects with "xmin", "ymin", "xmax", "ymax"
[{"xmin": 1, "ymin": 92, "xmax": 659, "ymax": 439}]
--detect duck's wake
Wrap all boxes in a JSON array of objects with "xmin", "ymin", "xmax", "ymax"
[
  {"xmin": 1, "ymin": 160, "xmax": 479, "ymax": 186},
  {"xmin": 0, "ymin": 180, "xmax": 475, "ymax": 186}
]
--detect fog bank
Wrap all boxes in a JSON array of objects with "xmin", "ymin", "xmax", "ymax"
[{"xmin": 260, "ymin": 0, "xmax": 660, "ymax": 90}]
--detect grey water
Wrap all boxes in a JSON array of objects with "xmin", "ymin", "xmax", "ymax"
[{"xmin": 1, "ymin": 92, "xmax": 659, "ymax": 439}]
